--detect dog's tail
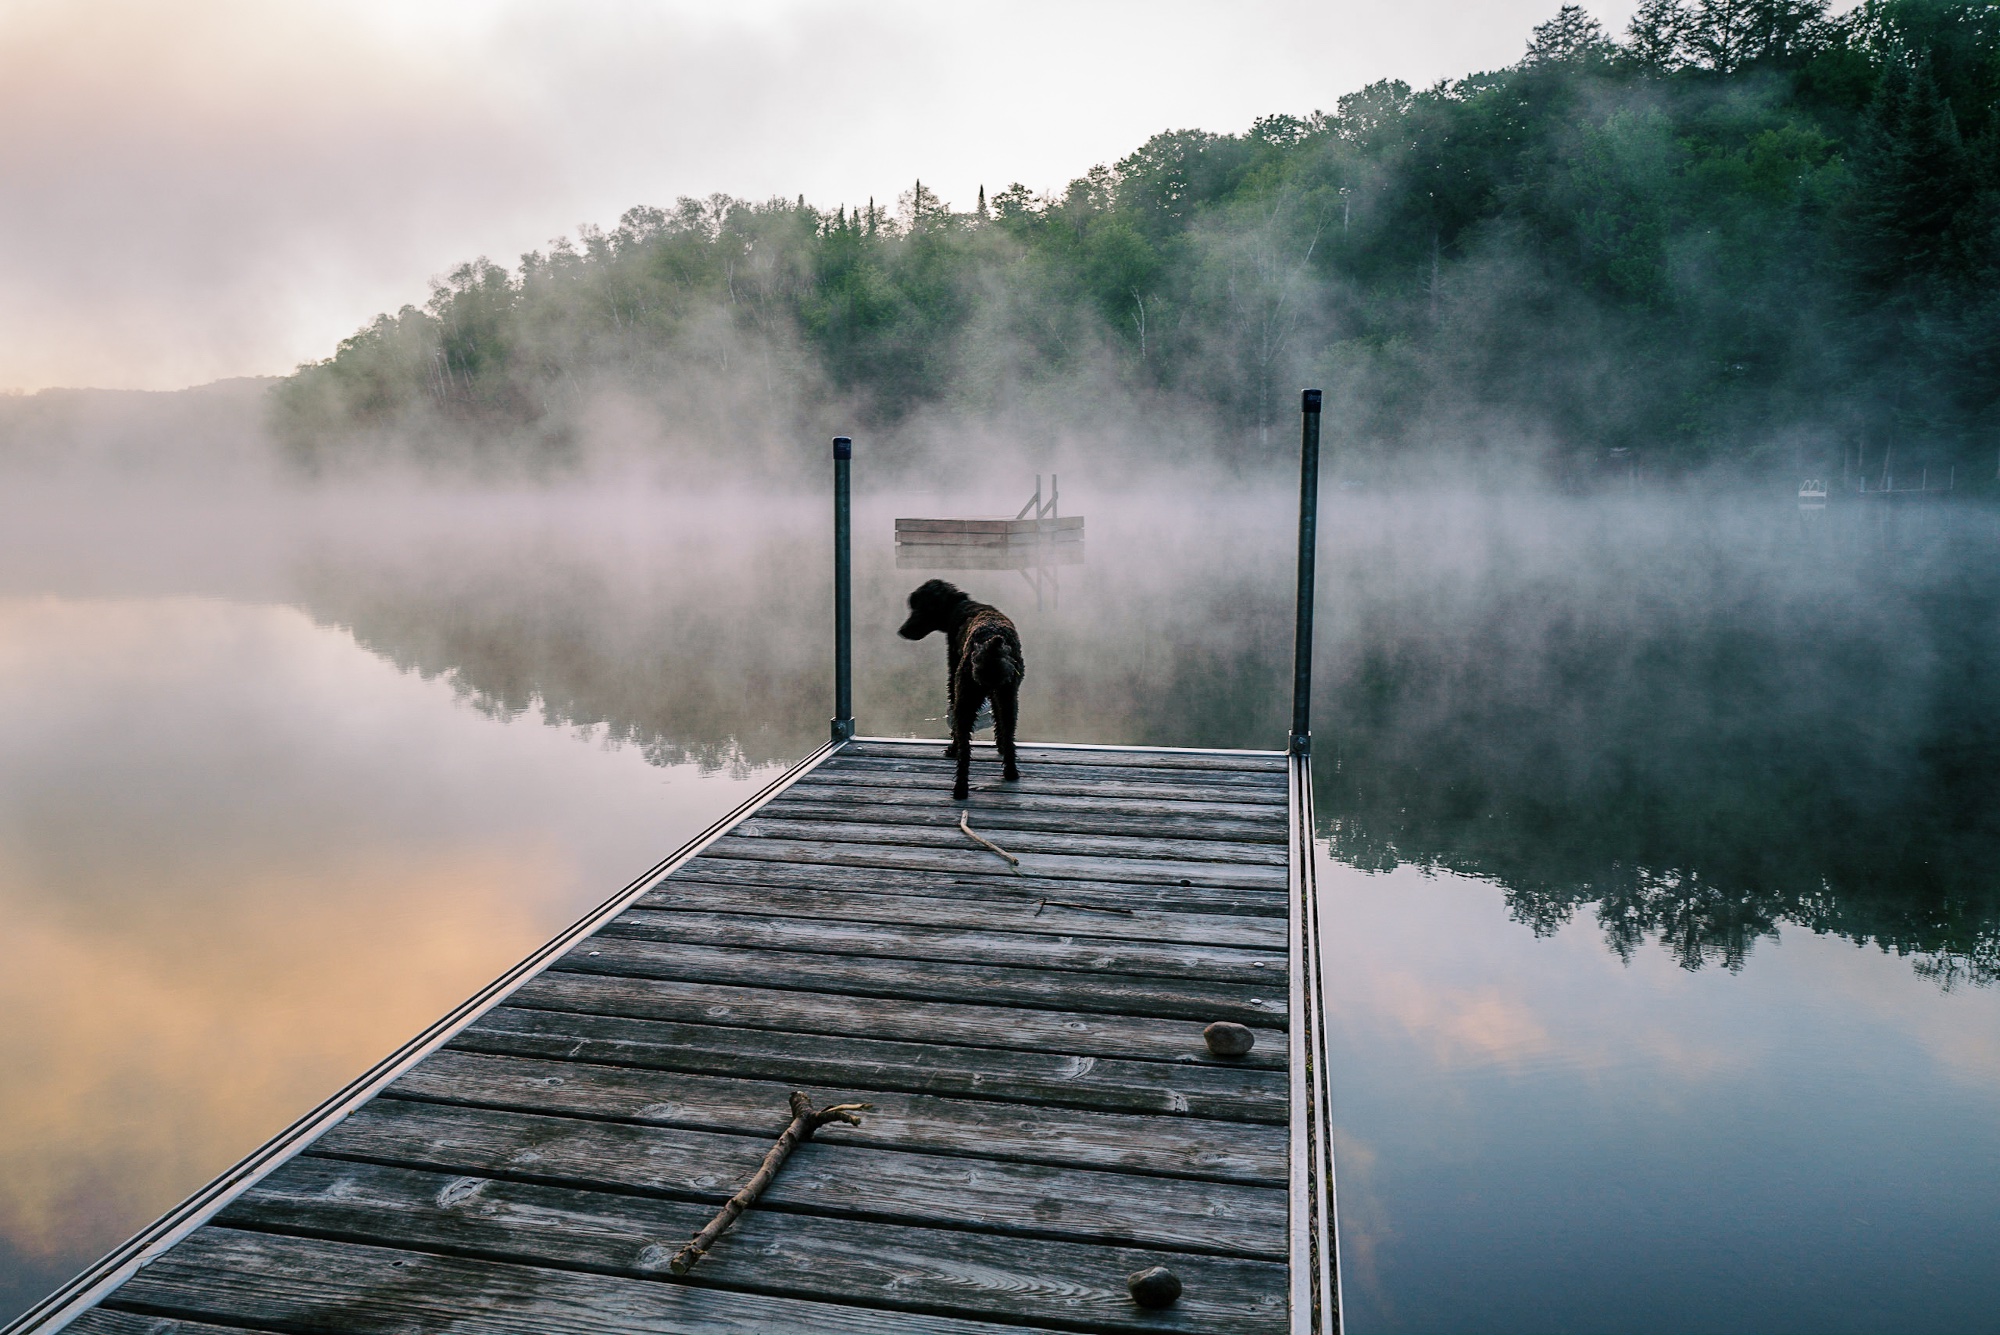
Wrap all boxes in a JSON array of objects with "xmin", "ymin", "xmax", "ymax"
[{"xmin": 972, "ymin": 635, "xmax": 1023, "ymax": 690}]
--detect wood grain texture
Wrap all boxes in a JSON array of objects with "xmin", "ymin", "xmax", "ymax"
[
  {"xmin": 786, "ymin": 778, "xmax": 1289, "ymax": 822},
  {"xmin": 311, "ymin": 1101, "xmax": 1288, "ymax": 1257},
  {"xmin": 841, "ymin": 742, "xmax": 1286, "ymax": 773},
  {"xmin": 389, "ymin": 1050, "xmax": 1288, "ymax": 1183},
  {"xmin": 634, "ymin": 880, "xmax": 1286, "ymax": 950},
  {"xmin": 803, "ymin": 764, "xmax": 1289, "ymax": 805},
  {"xmin": 67, "ymin": 1315, "xmax": 264, "ymax": 1335},
  {"xmin": 700, "ymin": 835, "xmax": 1288, "ymax": 890},
  {"xmin": 226, "ymin": 1158, "xmax": 1286, "ymax": 1334},
  {"xmin": 597, "ymin": 908, "xmax": 1288, "ymax": 985},
  {"xmin": 732, "ymin": 817, "xmax": 1289, "ymax": 869},
  {"xmin": 553, "ymin": 937, "xmax": 1290, "ymax": 1026},
  {"xmin": 452, "ymin": 1006, "xmax": 1287, "ymax": 1123},
  {"xmin": 104, "ymin": 1228, "xmax": 1077, "ymax": 1335},
  {"xmin": 509, "ymin": 971, "xmax": 1286, "ymax": 1068},
  {"xmin": 762, "ymin": 791, "xmax": 1286, "ymax": 844},
  {"xmin": 663, "ymin": 857, "xmax": 1288, "ymax": 918}
]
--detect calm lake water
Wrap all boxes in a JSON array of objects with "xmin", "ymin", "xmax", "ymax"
[{"xmin": 1, "ymin": 479, "xmax": 1995, "ymax": 1331}]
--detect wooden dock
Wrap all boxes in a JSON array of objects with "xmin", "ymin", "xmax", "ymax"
[
  {"xmin": 16, "ymin": 737, "xmax": 1337, "ymax": 1335},
  {"xmin": 895, "ymin": 515, "xmax": 1086, "ymax": 547}
]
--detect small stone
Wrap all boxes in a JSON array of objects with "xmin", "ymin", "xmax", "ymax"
[
  {"xmin": 1204, "ymin": 1020, "xmax": 1255, "ymax": 1057},
  {"xmin": 1127, "ymin": 1264, "xmax": 1183, "ymax": 1309}
]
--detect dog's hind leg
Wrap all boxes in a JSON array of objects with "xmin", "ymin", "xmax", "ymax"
[
  {"xmin": 993, "ymin": 686, "xmax": 1020, "ymax": 782},
  {"xmin": 942, "ymin": 659, "xmax": 960, "ymax": 759},
  {"xmin": 950, "ymin": 688, "xmax": 982, "ymax": 800}
]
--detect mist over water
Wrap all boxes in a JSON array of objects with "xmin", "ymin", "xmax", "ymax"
[{"xmin": 0, "ymin": 439, "xmax": 1996, "ymax": 1328}]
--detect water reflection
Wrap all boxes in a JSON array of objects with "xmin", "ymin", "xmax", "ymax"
[
  {"xmin": 289, "ymin": 490, "xmax": 2000, "ymax": 990},
  {"xmin": 1322, "ymin": 861, "xmax": 2000, "ymax": 1334},
  {"xmin": 1312, "ymin": 497, "xmax": 2000, "ymax": 990},
  {"xmin": 0, "ymin": 594, "xmax": 765, "ymax": 1318}
]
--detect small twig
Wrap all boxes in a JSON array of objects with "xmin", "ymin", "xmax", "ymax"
[
  {"xmin": 1036, "ymin": 899, "xmax": 1136, "ymax": 916},
  {"xmin": 958, "ymin": 811, "xmax": 1020, "ymax": 869},
  {"xmin": 669, "ymin": 1091, "xmax": 872, "ymax": 1275}
]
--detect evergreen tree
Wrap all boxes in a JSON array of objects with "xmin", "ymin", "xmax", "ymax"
[{"xmin": 1526, "ymin": 4, "xmax": 1615, "ymax": 64}]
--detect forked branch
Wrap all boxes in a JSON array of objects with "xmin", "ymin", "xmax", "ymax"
[{"xmin": 668, "ymin": 1091, "xmax": 872, "ymax": 1275}]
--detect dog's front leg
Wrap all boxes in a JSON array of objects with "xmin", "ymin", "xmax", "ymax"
[{"xmin": 993, "ymin": 686, "xmax": 1020, "ymax": 782}]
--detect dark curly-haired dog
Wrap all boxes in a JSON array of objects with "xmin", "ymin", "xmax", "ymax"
[{"xmin": 898, "ymin": 579, "xmax": 1025, "ymax": 799}]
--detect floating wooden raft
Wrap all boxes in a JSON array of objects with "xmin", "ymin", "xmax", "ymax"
[
  {"xmin": 895, "ymin": 515, "xmax": 1085, "ymax": 547},
  {"xmin": 19, "ymin": 737, "xmax": 1333, "ymax": 1335},
  {"xmin": 898, "ymin": 473, "xmax": 1084, "ymax": 548}
]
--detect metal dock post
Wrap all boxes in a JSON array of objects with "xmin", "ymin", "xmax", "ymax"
[{"xmin": 832, "ymin": 435, "xmax": 854, "ymax": 743}]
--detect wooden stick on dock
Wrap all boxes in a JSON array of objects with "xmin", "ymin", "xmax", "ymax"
[
  {"xmin": 669, "ymin": 1091, "xmax": 871, "ymax": 1275},
  {"xmin": 958, "ymin": 810, "xmax": 1021, "ymax": 868}
]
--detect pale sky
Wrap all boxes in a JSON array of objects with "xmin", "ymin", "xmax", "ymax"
[{"xmin": 0, "ymin": 0, "xmax": 1640, "ymax": 391}]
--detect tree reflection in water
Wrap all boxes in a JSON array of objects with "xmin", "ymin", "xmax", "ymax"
[{"xmin": 290, "ymin": 490, "xmax": 2000, "ymax": 990}]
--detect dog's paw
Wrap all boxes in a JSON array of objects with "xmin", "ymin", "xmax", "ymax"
[
  {"xmin": 1002, "ymin": 767, "xmax": 1021, "ymax": 782},
  {"xmin": 952, "ymin": 787, "xmax": 970, "ymax": 801}
]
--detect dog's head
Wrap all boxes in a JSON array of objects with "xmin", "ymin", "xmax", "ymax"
[{"xmin": 898, "ymin": 579, "xmax": 967, "ymax": 639}]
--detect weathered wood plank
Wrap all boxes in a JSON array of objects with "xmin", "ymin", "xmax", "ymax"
[
  {"xmin": 842, "ymin": 741, "xmax": 1287, "ymax": 773},
  {"xmin": 734, "ymin": 817, "xmax": 1290, "ymax": 868},
  {"xmin": 390, "ymin": 1050, "xmax": 1288, "ymax": 1183},
  {"xmin": 806, "ymin": 762, "xmax": 1290, "ymax": 805},
  {"xmin": 599, "ymin": 908, "xmax": 1288, "ymax": 985},
  {"xmin": 68, "ymin": 1315, "xmax": 263, "ymax": 1335},
  {"xmin": 104, "ymin": 1228, "xmax": 1076, "ymax": 1335},
  {"xmin": 760, "ymin": 794, "xmax": 1287, "ymax": 844},
  {"xmin": 394, "ymin": 1047, "xmax": 1280, "ymax": 1183},
  {"xmin": 703, "ymin": 835, "xmax": 1289, "ymax": 890},
  {"xmin": 312, "ymin": 1102, "xmax": 1288, "ymax": 1256},
  {"xmin": 786, "ymin": 778, "xmax": 1290, "ymax": 822},
  {"xmin": 454, "ymin": 1006, "xmax": 1287, "ymax": 1122},
  {"xmin": 665, "ymin": 857, "xmax": 1289, "ymax": 918},
  {"xmin": 511, "ymin": 971, "xmax": 1285, "ymax": 1068},
  {"xmin": 227, "ymin": 1158, "xmax": 1286, "ymax": 1335},
  {"xmin": 555, "ymin": 938, "xmax": 1289, "ymax": 1027},
  {"xmin": 635, "ymin": 880, "xmax": 1287, "ymax": 950}
]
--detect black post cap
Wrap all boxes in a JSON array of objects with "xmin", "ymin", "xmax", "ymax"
[
  {"xmin": 1301, "ymin": 389, "xmax": 1323, "ymax": 412},
  {"xmin": 832, "ymin": 436, "xmax": 852, "ymax": 459}
]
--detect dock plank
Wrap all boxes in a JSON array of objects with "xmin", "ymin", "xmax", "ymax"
[
  {"xmin": 70, "ymin": 1316, "xmax": 264, "ymax": 1335},
  {"xmin": 805, "ymin": 762, "xmax": 1290, "ymax": 804},
  {"xmin": 104, "ymin": 1229, "xmax": 1075, "ymax": 1335},
  {"xmin": 226, "ymin": 1158, "xmax": 1287, "ymax": 1335},
  {"xmin": 760, "ymin": 796, "xmax": 1286, "ymax": 844},
  {"xmin": 390, "ymin": 1051, "xmax": 1288, "ymax": 1183},
  {"xmin": 598, "ymin": 908, "xmax": 1286, "ymax": 984},
  {"xmin": 732, "ymin": 817, "xmax": 1290, "ymax": 868},
  {"xmin": 841, "ymin": 742, "xmax": 1286, "ymax": 773},
  {"xmin": 786, "ymin": 778, "xmax": 1288, "ymax": 821},
  {"xmin": 634, "ymin": 880, "xmax": 1286, "ymax": 950},
  {"xmin": 666, "ymin": 857, "xmax": 1288, "ymax": 917},
  {"xmin": 313, "ymin": 1101, "xmax": 1288, "ymax": 1256},
  {"xmin": 554, "ymin": 937, "xmax": 1289, "ymax": 1026},
  {"xmin": 509, "ymin": 971, "xmax": 1286, "ymax": 1068},
  {"xmin": 702, "ymin": 835, "xmax": 1288, "ymax": 889},
  {"xmin": 452, "ymin": 1006, "xmax": 1287, "ymax": 1122}
]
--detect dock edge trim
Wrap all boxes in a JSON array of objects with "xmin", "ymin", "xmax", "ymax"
[
  {"xmin": 1, "ymin": 738, "xmax": 847, "ymax": 1335},
  {"xmin": 1288, "ymin": 750, "xmax": 1342, "ymax": 1335}
]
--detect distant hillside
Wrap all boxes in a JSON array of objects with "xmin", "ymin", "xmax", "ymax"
[
  {"xmin": 0, "ymin": 379, "xmax": 277, "ymax": 477},
  {"xmin": 275, "ymin": 1, "xmax": 2000, "ymax": 485}
]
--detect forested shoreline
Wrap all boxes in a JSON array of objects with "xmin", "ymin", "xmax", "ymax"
[{"xmin": 275, "ymin": 0, "xmax": 2000, "ymax": 485}]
